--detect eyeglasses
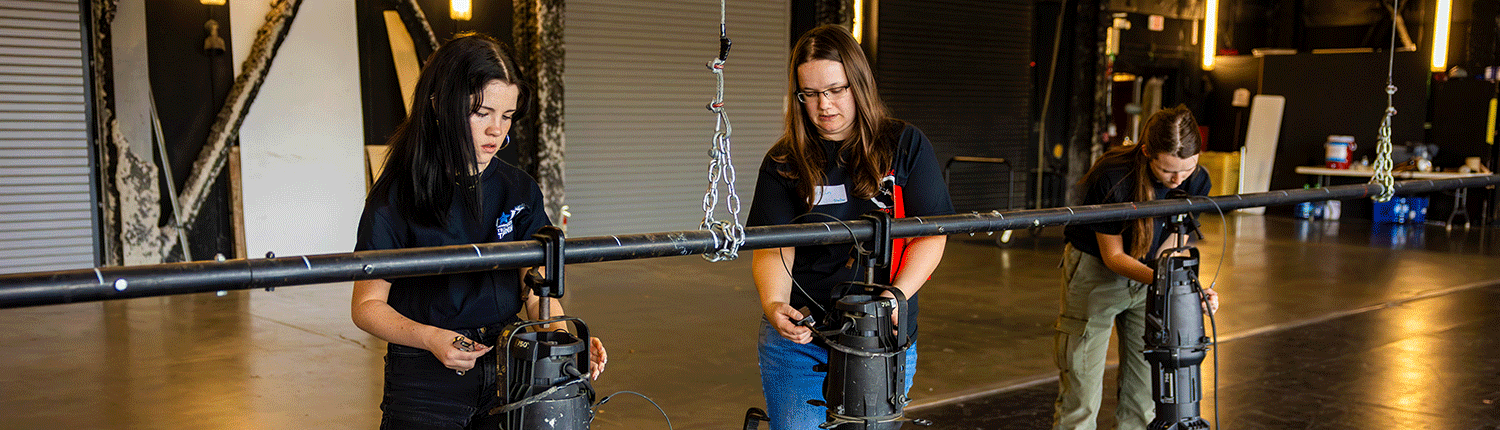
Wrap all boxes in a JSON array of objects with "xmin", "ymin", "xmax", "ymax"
[{"xmin": 795, "ymin": 85, "xmax": 851, "ymax": 103}]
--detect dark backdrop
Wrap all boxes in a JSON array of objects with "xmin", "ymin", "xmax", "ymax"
[{"xmin": 145, "ymin": 0, "xmax": 234, "ymax": 260}]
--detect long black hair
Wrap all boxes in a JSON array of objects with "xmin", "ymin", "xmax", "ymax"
[
  {"xmin": 1079, "ymin": 104, "xmax": 1201, "ymax": 258},
  {"xmin": 370, "ymin": 33, "xmax": 527, "ymax": 227}
]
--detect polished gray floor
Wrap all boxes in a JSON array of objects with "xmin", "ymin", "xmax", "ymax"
[{"xmin": 0, "ymin": 214, "xmax": 1496, "ymax": 429}]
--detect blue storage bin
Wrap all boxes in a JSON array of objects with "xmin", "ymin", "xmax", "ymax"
[
  {"xmin": 1406, "ymin": 196, "xmax": 1428, "ymax": 223},
  {"xmin": 1373, "ymin": 196, "xmax": 1428, "ymax": 224}
]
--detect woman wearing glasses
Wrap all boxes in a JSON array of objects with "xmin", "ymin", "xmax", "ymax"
[
  {"xmin": 1053, "ymin": 105, "xmax": 1220, "ymax": 430},
  {"xmin": 746, "ymin": 24, "xmax": 953, "ymax": 429}
]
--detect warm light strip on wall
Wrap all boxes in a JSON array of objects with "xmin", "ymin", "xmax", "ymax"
[
  {"xmin": 451, "ymin": 0, "xmax": 472, "ymax": 21},
  {"xmin": 1431, "ymin": 0, "xmax": 1452, "ymax": 71},
  {"xmin": 852, "ymin": 0, "xmax": 864, "ymax": 42},
  {"xmin": 200, "ymin": 0, "xmax": 225, "ymax": 5},
  {"xmin": 1202, "ymin": 0, "xmax": 1218, "ymax": 70}
]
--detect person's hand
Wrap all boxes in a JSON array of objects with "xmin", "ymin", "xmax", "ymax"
[
  {"xmin": 427, "ymin": 332, "xmax": 492, "ymax": 376},
  {"xmin": 1202, "ymin": 288, "xmax": 1220, "ymax": 315},
  {"xmin": 586, "ymin": 337, "xmax": 607, "ymax": 380},
  {"xmin": 765, "ymin": 302, "xmax": 812, "ymax": 344},
  {"xmin": 890, "ymin": 301, "xmax": 900, "ymax": 327}
]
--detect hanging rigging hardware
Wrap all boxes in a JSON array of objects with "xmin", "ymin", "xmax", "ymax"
[
  {"xmin": 1370, "ymin": 0, "xmax": 1401, "ymax": 202},
  {"xmin": 701, "ymin": 3, "xmax": 744, "ymax": 262}
]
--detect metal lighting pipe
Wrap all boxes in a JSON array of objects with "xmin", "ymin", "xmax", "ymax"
[{"xmin": 3, "ymin": 175, "xmax": 1497, "ymax": 309}]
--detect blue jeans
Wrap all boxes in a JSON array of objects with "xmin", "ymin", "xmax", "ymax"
[
  {"xmin": 381, "ymin": 326, "xmax": 502, "ymax": 430},
  {"xmin": 758, "ymin": 318, "xmax": 918, "ymax": 430}
]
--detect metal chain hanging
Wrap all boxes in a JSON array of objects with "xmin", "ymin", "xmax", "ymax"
[
  {"xmin": 1371, "ymin": 0, "xmax": 1400, "ymax": 202},
  {"xmin": 701, "ymin": 0, "xmax": 744, "ymax": 262}
]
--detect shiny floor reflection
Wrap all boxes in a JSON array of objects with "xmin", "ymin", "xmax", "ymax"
[
  {"xmin": 0, "ymin": 214, "xmax": 1495, "ymax": 429},
  {"xmin": 906, "ymin": 281, "xmax": 1500, "ymax": 430}
]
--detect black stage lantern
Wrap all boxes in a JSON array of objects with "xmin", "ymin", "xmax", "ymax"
[
  {"xmin": 1143, "ymin": 210, "xmax": 1212, "ymax": 430},
  {"xmin": 487, "ymin": 226, "xmax": 597, "ymax": 429}
]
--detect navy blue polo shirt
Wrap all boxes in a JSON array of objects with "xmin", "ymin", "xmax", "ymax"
[{"xmin": 355, "ymin": 160, "xmax": 551, "ymax": 330}]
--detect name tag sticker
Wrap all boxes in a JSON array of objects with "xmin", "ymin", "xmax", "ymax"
[{"xmin": 813, "ymin": 184, "xmax": 848, "ymax": 206}]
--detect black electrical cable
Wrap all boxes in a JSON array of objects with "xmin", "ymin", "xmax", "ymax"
[
  {"xmin": 1203, "ymin": 291, "xmax": 1220, "ymax": 429},
  {"xmin": 1157, "ymin": 196, "xmax": 1225, "ymax": 429},
  {"xmin": 502, "ymin": 349, "xmax": 674, "ymax": 429},
  {"xmin": 1201, "ymin": 198, "xmax": 1227, "ymax": 430},
  {"xmin": 491, "ymin": 376, "xmax": 587, "ymax": 414},
  {"xmin": 594, "ymin": 390, "xmax": 673, "ymax": 430},
  {"xmin": 771, "ymin": 211, "xmax": 868, "ymax": 319},
  {"xmin": 801, "ymin": 318, "xmax": 913, "ymax": 358}
]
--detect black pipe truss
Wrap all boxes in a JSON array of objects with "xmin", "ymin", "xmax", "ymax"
[{"xmin": 2, "ymin": 175, "xmax": 1497, "ymax": 309}]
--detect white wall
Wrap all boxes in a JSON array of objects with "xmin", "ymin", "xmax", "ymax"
[
  {"xmin": 231, "ymin": 0, "xmax": 366, "ymax": 257},
  {"xmin": 110, "ymin": 0, "xmax": 151, "ymax": 156}
]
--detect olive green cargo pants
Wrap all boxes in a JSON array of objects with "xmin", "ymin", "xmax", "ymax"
[{"xmin": 1052, "ymin": 244, "xmax": 1153, "ymax": 430}]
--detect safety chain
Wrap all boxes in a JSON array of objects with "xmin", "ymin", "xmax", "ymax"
[
  {"xmin": 1370, "ymin": 0, "xmax": 1399, "ymax": 202},
  {"xmin": 701, "ymin": 3, "xmax": 744, "ymax": 262}
]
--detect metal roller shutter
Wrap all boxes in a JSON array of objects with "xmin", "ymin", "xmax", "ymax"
[
  {"xmin": 0, "ymin": 0, "xmax": 97, "ymax": 274},
  {"xmin": 564, "ymin": 0, "xmax": 788, "ymax": 236}
]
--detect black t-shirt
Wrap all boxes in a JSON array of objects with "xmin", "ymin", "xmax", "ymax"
[
  {"xmin": 355, "ymin": 161, "xmax": 551, "ymax": 330},
  {"xmin": 1063, "ymin": 164, "xmax": 1211, "ymax": 261},
  {"xmin": 747, "ymin": 123, "xmax": 955, "ymax": 337}
]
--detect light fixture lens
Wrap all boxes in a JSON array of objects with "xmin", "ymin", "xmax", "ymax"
[{"xmin": 200, "ymin": 0, "xmax": 226, "ymax": 5}]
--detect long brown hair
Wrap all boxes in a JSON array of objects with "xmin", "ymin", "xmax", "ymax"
[
  {"xmin": 767, "ymin": 24, "xmax": 900, "ymax": 208},
  {"xmin": 1079, "ymin": 104, "xmax": 1201, "ymax": 258}
]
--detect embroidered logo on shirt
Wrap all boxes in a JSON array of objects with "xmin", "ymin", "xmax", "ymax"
[{"xmin": 496, "ymin": 204, "xmax": 527, "ymax": 239}]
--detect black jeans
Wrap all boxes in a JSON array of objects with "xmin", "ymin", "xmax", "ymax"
[{"xmin": 380, "ymin": 326, "xmax": 502, "ymax": 430}]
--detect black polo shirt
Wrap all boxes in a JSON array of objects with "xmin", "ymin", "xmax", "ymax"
[
  {"xmin": 355, "ymin": 160, "xmax": 551, "ymax": 330},
  {"xmin": 747, "ymin": 123, "xmax": 955, "ymax": 336},
  {"xmin": 1064, "ymin": 165, "xmax": 1211, "ymax": 261}
]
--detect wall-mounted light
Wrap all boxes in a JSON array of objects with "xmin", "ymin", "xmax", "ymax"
[
  {"xmin": 1431, "ymin": 0, "xmax": 1452, "ymax": 72},
  {"xmin": 851, "ymin": 0, "xmax": 863, "ymax": 42},
  {"xmin": 1201, "ymin": 0, "xmax": 1218, "ymax": 70},
  {"xmin": 451, "ymin": 0, "xmax": 472, "ymax": 21},
  {"xmin": 200, "ymin": 0, "xmax": 226, "ymax": 55},
  {"xmin": 204, "ymin": 19, "xmax": 226, "ymax": 56}
]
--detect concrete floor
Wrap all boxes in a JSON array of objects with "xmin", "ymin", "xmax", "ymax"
[
  {"xmin": 912, "ymin": 280, "xmax": 1500, "ymax": 429},
  {"xmin": 1, "ymin": 213, "xmax": 1497, "ymax": 429}
]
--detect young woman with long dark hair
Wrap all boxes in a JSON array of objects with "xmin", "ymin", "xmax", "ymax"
[{"xmin": 352, "ymin": 33, "xmax": 605, "ymax": 429}]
